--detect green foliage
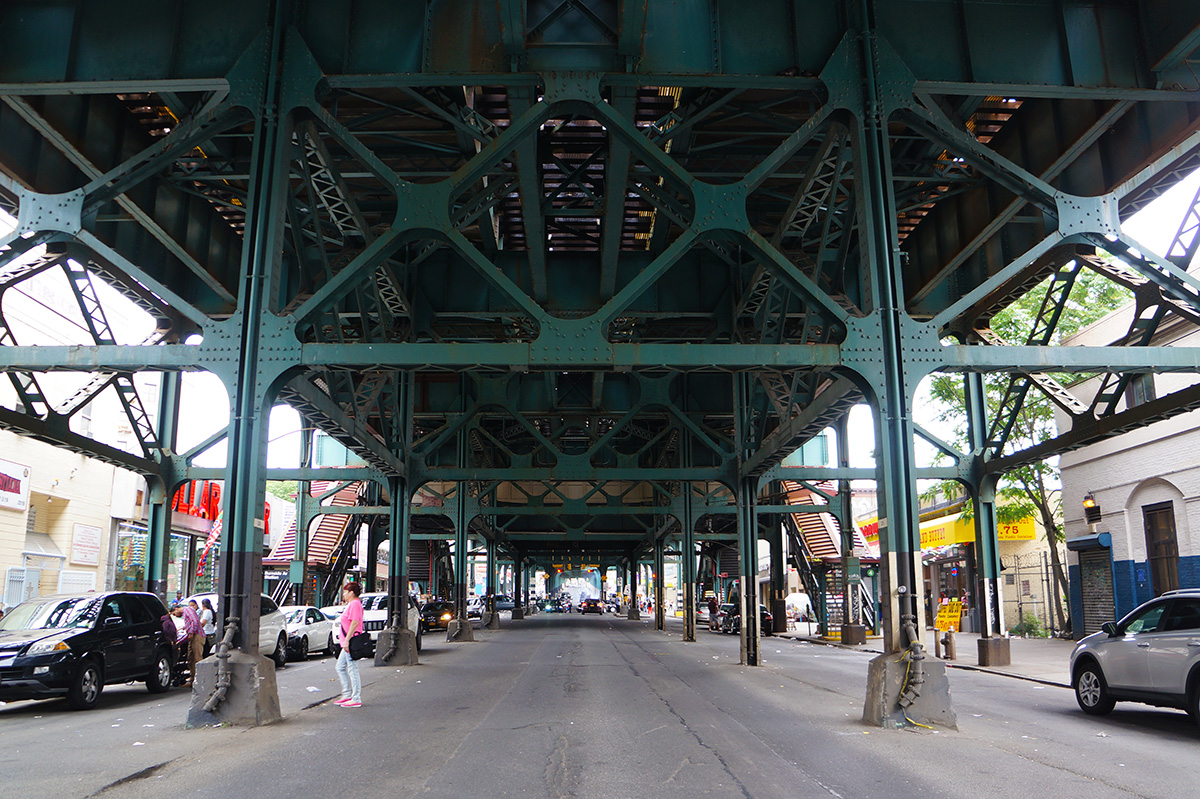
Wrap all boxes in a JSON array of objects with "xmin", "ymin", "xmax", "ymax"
[
  {"xmin": 265, "ymin": 480, "xmax": 298, "ymax": 502},
  {"xmin": 922, "ymin": 267, "xmax": 1132, "ymax": 544},
  {"xmin": 1009, "ymin": 612, "xmax": 1048, "ymax": 638}
]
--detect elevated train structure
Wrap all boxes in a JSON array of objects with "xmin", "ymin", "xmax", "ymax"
[{"xmin": 2, "ymin": 0, "xmax": 1200, "ymax": 725}]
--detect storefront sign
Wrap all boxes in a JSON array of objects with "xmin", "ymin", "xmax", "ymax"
[
  {"xmin": 0, "ymin": 458, "xmax": 31, "ymax": 511},
  {"xmin": 860, "ymin": 512, "xmax": 1038, "ymax": 549},
  {"xmin": 71, "ymin": 522, "xmax": 103, "ymax": 566}
]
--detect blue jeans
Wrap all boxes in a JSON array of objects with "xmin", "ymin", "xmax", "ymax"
[{"xmin": 335, "ymin": 648, "xmax": 361, "ymax": 702}]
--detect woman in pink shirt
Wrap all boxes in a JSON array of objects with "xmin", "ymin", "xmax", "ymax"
[{"xmin": 334, "ymin": 581, "xmax": 364, "ymax": 707}]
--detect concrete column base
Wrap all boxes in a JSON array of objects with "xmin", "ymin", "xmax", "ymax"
[
  {"xmin": 374, "ymin": 628, "xmax": 418, "ymax": 666},
  {"xmin": 841, "ymin": 623, "xmax": 868, "ymax": 645},
  {"xmin": 447, "ymin": 618, "xmax": 475, "ymax": 641},
  {"xmin": 485, "ymin": 611, "xmax": 501, "ymax": 630},
  {"xmin": 512, "ymin": 606, "xmax": 525, "ymax": 620},
  {"xmin": 627, "ymin": 607, "xmax": 641, "ymax": 620},
  {"xmin": 863, "ymin": 652, "xmax": 957, "ymax": 730},
  {"xmin": 977, "ymin": 636, "xmax": 1011, "ymax": 667},
  {"xmin": 186, "ymin": 651, "xmax": 282, "ymax": 728}
]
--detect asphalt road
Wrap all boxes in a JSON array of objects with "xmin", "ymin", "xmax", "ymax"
[{"xmin": 2, "ymin": 613, "xmax": 1197, "ymax": 798}]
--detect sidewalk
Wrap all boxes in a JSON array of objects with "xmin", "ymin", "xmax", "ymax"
[{"xmin": 777, "ymin": 629, "xmax": 1077, "ymax": 687}]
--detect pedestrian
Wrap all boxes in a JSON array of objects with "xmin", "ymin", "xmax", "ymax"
[
  {"xmin": 334, "ymin": 581, "xmax": 364, "ymax": 708},
  {"xmin": 707, "ymin": 595, "xmax": 719, "ymax": 630},
  {"xmin": 199, "ymin": 598, "xmax": 216, "ymax": 658},
  {"xmin": 173, "ymin": 600, "xmax": 203, "ymax": 687}
]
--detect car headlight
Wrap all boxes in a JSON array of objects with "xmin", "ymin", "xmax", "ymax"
[
  {"xmin": 440, "ymin": 613, "xmax": 452, "ymax": 621},
  {"xmin": 27, "ymin": 639, "xmax": 70, "ymax": 656}
]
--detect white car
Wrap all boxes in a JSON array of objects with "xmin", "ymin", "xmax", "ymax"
[
  {"xmin": 186, "ymin": 593, "xmax": 289, "ymax": 668},
  {"xmin": 1071, "ymin": 588, "xmax": 1200, "ymax": 722},
  {"xmin": 280, "ymin": 605, "xmax": 336, "ymax": 659},
  {"xmin": 359, "ymin": 592, "xmax": 423, "ymax": 654}
]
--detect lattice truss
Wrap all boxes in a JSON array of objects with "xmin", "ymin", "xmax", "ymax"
[{"xmin": 1, "ymin": 1, "xmax": 1200, "ymax": 555}]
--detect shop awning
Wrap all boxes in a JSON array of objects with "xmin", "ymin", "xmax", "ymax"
[
  {"xmin": 23, "ymin": 532, "xmax": 65, "ymax": 559},
  {"xmin": 1066, "ymin": 532, "xmax": 1111, "ymax": 551},
  {"xmin": 858, "ymin": 511, "xmax": 1038, "ymax": 549}
]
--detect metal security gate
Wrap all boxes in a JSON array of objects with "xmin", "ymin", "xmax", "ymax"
[{"xmin": 1079, "ymin": 550, "xmax": 1115, "ymax": 635}]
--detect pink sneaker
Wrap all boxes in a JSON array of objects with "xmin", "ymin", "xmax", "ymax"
[
  {"xmin": 333, "ymin": 698, "xmax": 351, "ymax": 705},
  {"xmin": 340, "ymin": 700, "xmax": 361, "ymax": 708}
]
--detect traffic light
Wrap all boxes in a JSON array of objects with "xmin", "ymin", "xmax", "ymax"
[{"xmin": 1083, "ymin": 493, "xmax": 1102, "ymax": 524}]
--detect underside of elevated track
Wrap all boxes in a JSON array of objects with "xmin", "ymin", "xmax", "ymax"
[{"xmin": 3, "ymin": 0, "xmax": 1200, "ymax": 725}]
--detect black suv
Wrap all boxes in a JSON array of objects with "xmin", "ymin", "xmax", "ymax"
[{"xmin": 0, "ymin": 591, "xmax": 175, "ymax": 710}]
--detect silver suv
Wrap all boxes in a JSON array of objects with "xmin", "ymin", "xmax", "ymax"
[{"xmin": 1071, "ymin": 588, "xmax": 1200, "ymax": 722}]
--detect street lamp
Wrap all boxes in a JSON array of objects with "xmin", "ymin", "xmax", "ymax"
[{"xmin": 1083, "ymin": 493, "xmax": 1102, "ymax": 524}]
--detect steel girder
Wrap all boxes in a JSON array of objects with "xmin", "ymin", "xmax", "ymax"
[{"xmin": 0, "ymin": 2, "xmax": 1200, "ymax": 671}]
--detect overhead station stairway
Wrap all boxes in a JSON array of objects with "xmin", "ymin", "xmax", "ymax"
[
  {"xmin": 265, "ymin": 481, "xmax": 365, "ymax": 606},
  {"xmin": 781, "ymin": 481, "xmax": 875, "ymax": 632}
]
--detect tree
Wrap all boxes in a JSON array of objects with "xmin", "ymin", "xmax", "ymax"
[
  {"xmin": 265, "ymin": 480, "xmax": 298, "ymax": 503},
  {"xmin": 924, "ymin": 267, "xmax": 1131, "ymax": 633}
]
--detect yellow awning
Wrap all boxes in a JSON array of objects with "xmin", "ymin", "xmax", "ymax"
[{"xmin": 857, "ymin": 512, "xmax": 1037, "ymax": 549}]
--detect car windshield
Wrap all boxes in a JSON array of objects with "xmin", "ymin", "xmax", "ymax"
[
  {"xmin": 284, "ymin": 609, "xmax": 306, "ymax": 624},
  {"xmin": 0, "ymin": 596, "xmax": 104, "ymax": 631}
]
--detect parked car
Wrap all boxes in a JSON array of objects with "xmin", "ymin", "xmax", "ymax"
[
  {"xmin": 580, "ymin": 598, "xmax": 603, "ymax": 615},
  {"xmin": 357, "ymin": 593, "xmax": 422, "ymax": 655},
  {"xmin": 717, "ymin": 603, "xmax": 774, "ymax": 636},
  {"xmin": 186, "ymin": 592, "xmax": 289, "ymax": 668},
  {"xmin": 419, "ymin": 600, "xmax": 456, "ymax": 633},
  {"xmin": 280, "ymin": 605, "xmax": 336, "ymax": 659},
  {"xmin": 0, "ymin": 591, "xmax": 175, "ymax": 710},
  {"xmin": 1071, "ymin": 589, "xmax": 1200, "ymax": 722},
  {"xmin": 714, "ymin": 603, "xmax": 737, "ymax": 633}
]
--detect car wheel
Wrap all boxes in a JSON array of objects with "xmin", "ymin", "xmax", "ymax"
[
  {"xmin": 146, "ymin": 648, "xmax": 173, "ymax": 694},
  {"xmin": 272, "ymin": 633, "xmax": 288, "ymax": 668},
  {"xmin": 67, "ymin": 659, "xmax": 103, "ymax": 710},
  {"xmin": 297, "ymin": 636, "xmax": 309, "ymax": 661},
  {"xmin": 1074, "ymin": 662, "xmax": 1115, "ymax": 715},
  {"xmin": 326, "ymin": 633, "xmax": 335, "ymax": 656}
]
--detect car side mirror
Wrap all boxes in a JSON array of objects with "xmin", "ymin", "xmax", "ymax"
[{"xmin": 1101, "ymin": 621, "xmax": 1120, "ymax": 637}]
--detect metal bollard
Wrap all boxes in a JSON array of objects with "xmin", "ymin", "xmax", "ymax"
[{"xmin": 941, "ymin": 629, "xmax": 956, "ymax": 661}]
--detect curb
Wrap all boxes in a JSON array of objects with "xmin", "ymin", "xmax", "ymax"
[{"xmin": 776, "ymin": 633, "xmax": 1071, "ymax": 689}]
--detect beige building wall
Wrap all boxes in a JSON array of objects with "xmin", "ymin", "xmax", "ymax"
[{"xmin": 0, "ymin": 431, "xmax": 122, "ymax": 606}]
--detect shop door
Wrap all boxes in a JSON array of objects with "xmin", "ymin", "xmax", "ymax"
[{"xmin": 1143, "ymin": 502, "xmax": 1179, "ymax": 596}]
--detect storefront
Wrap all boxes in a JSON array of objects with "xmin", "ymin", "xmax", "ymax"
[
  {"xmin": 860, "ymin": 510, "xmax": 1038, "ymax": 632},
  {"xmin": 113, "ymin": 520, "xmax": 218, "ymax": 598}
]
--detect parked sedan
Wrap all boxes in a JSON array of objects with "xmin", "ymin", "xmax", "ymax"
[
  {"xmin": 187, "ymin": 592, "xmax": 289, "ymax": 668},
  {"xmin": 0, "ymin": 592, "xmax": 175, "ymax": 710},
  {"xmin": 419, "ymin": 600, "xmax": 456, "ymax": 632},
  {"xmin": 281, "ymin": 605, "xmax": 336, "ymax": 659},
  {"xmin": 1071, "ymin": 589, "xmax": 1200, "ymax": 722},
  {"xmin": 717, "ymin": 603, "xmax": 774, "ymax": 636}
]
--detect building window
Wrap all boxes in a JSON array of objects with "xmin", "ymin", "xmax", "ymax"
[
  {"xmin": 1143, "ymin": 501, "xmax": 1179, "ymax": 595},
  {"xmin": 1125, "ymin": 373, "xmax": 1156, "ymax": 408}
]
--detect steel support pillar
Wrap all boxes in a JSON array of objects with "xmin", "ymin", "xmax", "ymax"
[
  {"xmin": 448, "ymin": 487, "xmax": 475, "ymax": 641},
  {"xmin": 290, "ymin": 424, "xmax": 313, "ymax": 604},
  {"xmin": 512, "ymin": 554, "xmax": 525, "ymax": 620},
  {"xmin": 376, "ymin": 476, "xmax": 417, "ymax": 665},
  {"xmin": 144, "ymin": 370, "xmax": 181, "ymax": 601},
  {"xmin": 681, "ymin": 485, "xmax": 698, "ymax": 642},
  {"xmin": 767, "ymin": 490, "xmax": 788, "ymax": 634},
  {"xmin": 626, "ymin": 556, "xmax": 640, "ymax": 620},
  {"xmin": 737, "ymin": 475, "xmax": 762, "ymax": 665},
  {"xmin": 836, "ymin": 417, "xmax": 867, "ymax": 644},
  {"xmin": 189, "ymin": 10, "xmax": 293, "ymax": 728},
  {"xmin": 653, "ymin": 538, "xmax": 665, "ymax": 630}
]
